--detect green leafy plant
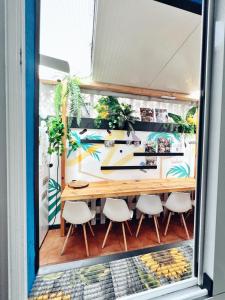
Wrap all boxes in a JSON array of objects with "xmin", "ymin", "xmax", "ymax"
[
  {"xmin": 117, "ymin": 103, "xmax": 139, "ymax": 136},
  {"xmin": 166, "ymin": 163, "xmax": 190, "ymax": 178},
  {"xmin": 65, "ymin": 76, "xmax": 86, "ymax": 129},
  {"xmin": 95, "ymin": 96, "xmax": 121, "ymax": 129},
  {"xmin": 95, "ymin": 96, "xmax": 138, "ymax": 134},
  {"xmin": 53, "ymin": 81, "xmax": 63, "ymax": 117},
  {"xmin": 48, "ymin": 77, "xmax": 88, "ymax": 157},
  {"xmin": 168, "ymin": 106, "xmax": 197, "ymax": 133},
  {"xmin": 47, "ymin": 116, "xmax": 65, "ymax": 155}
]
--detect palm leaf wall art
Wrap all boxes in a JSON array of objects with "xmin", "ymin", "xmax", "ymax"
[
  {"xmin": 48, "ymin": 178, "xmax": 61, "ymax": 223},
  {"xmin": 166, "ymin": 163, "xmax": 190, "ymax": 178},
  {"xmin": 147, "ymin": 132, "xmax": 181, "ymax": 143},
  {"xmin": 67, "ymin": 131, "xmax": 102, "ymax": 160}
]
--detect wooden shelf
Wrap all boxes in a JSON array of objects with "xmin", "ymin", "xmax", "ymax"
[
  {"xmin": 71, "ymin": 118, "xmax": 191, "ymax": 133},
  {"xmin": 101, "ymin": 165, "xmax": 157, "ymax": 170},
  {"xmin": 133, "ymin": 152, "xmax": 184, "ymax": 157},
  {"xmin": 40, "ymin": 79, "xmax": 198, "ymax": 102}
]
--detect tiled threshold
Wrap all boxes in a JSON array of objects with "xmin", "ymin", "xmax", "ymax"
[{"xmin": 30, "ymin": 241, "xmax": 193, "ymax": 300}]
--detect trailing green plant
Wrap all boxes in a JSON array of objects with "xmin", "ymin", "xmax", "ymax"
[
  {"xmin": 67, "ymin": 129, "xmax": 79, "ymax": 156},
  {"xmin": 47, "ymin": 116, "xmax": 65, "ymax": 155},
  {"xmin": 95, "ymin": 96, "xmax": 138, "ymax": 134},
  {"xmin": 168, "ymin": 106, "xmax": 197, "ymax": 134},
  {"xmin": 53, "ymin": 81, "xmax": 63, "ymax": 117},
  {"xmin": 65, "ymin": 76, "xmax": 86, "ymax": 129},
  {"xmin": 48, "ymin": 77, "xmax": 88, "ymax": 157}
]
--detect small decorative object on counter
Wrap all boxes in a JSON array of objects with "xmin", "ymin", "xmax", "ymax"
[{"xmin": 68, "ymin": 180, "xmax": 89, "ymax": 189}]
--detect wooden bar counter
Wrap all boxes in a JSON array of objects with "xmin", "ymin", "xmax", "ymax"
[{"xmin": 60, "ymin": 178, "xmax": 196, "ymax": 236}]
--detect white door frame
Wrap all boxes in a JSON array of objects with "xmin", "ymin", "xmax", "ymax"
[
  {"xmin": 3, "ymin": 0, "xmax": 225, "ymax": 299},
  {"xmin": 3, "ymin": 0, "xmax": 27, "ymax": 298}
]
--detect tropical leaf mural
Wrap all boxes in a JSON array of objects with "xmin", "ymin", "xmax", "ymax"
[
  {"xmin": 67, "ymin": 131, "xmax": 102, "ymax": 160},
  {"xmin": 166, "ymin": 163, "xmax": 191, "ymax": 178},
  {"xmin": 48, "ymin": 178, "xmax": 61, "ymax": 223},
  {"xmin": 147, "ymin": 132, "xmax": 181, "ymax": 144}
]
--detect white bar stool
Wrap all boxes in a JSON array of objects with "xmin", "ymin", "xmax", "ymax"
[
  {"xmin": 102, "ymin": 198, "xmax": 133, "ymax": 251},
  {"xmin": 136, "ymin": 195, "xmax": 163, "ymax": 243},
  {"xmin": 61, "ymin": 201, "xmax": 96, "ymax": 257},
  {"xmin": 164, "ymin": 192, "xmax": 192, "ymax": 239}
]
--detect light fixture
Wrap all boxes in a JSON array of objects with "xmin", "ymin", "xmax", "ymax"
[{"xmin": 160, "ymin": 95, "xmax": 176, "ymax": 100}]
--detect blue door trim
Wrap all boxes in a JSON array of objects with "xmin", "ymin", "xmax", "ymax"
[{"xmin": 26, "ymin": 0, "xmax": 40, "ymax": 291}]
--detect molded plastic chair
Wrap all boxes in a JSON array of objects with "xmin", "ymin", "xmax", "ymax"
[
  {"xmin": 136, "ymin": 195, "xmax": 163, "ymax": 243},
  {"xmin": 102, "ymin": 198, "xmax": 133, "ymax": 251},
  {"xmin": 164, "ymin": 192, "xmax": 192, "ymax": 239},
  {"xmin": 61, "ymin": 201, "xmax": 96, "ymax": 256}
]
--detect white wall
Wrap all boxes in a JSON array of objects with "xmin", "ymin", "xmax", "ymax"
[{"xmin": 0, "ymin": 1, "xmax": 8, "ymax": 299}]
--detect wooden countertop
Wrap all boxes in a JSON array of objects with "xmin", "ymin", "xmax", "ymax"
[{"xmin": 61, "ymin": 178, "xmax": 196, "ymax": 201}]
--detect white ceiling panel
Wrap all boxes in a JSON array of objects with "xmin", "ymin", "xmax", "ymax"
[
  {"xmin": 150, "ymin": 24, "xmax": 201, "ymax": 93},
  {"xmin": 92, "ymin": 0, "xmax": 202, "ymax": 94}
]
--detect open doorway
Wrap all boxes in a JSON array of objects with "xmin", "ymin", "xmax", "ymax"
[{"xmin": 34, "ymin": 0, "xmax": 203, "ymax": 298}]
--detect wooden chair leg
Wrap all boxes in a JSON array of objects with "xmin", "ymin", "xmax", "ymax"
[
  {"xmin": 102, "ymin": 221, "xmax": 112, "ymax": 248},
  {"xmin": 136, "ymin": 214, "xmax": 144, "ymax": 237},
  {"xmin": 153, "ymin": 216, "xmax": 160, "ymax": 243},
  {"xmin": 83, "ymin": 224, "xmax": 89, "ymax": 256},
  {"xmin": 61, "ymin": 224, "xmax": 72, "ymax": 255},
  {"xmin": 122, "ymin": 222, "xmax": 127, "ymax": 251},
  {"xmin": 164, "ymin": 212, "xmax": 172, "ymax": 236},
  {"xmin": 181, "ymin": 213, "xmax": 190, "ymax": 239},
  {"xmin": 88, "ymin": 221, "xmax": 95, "ymax": 237},
  {"xmin": 125, "ymin": 221, "xmax": 132, "ymax": 236}
]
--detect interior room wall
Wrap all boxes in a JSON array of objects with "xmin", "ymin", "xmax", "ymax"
[{"xmin": 40, "ymin": 83, "xmax": 197, "ymax": 226}]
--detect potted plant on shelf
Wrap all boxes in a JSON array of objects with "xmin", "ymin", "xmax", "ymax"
[
  {"xmin": 168, "ymin": 106, "xmax": 198, "ymax": 134},
  {"xmin": 95, "ymin": 96, "xmax": 139, "ymax": 135}
]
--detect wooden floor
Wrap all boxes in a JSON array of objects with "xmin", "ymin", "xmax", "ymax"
[{"xmin": 40, "ymin": 214, "xmax": 194, "ymax": 266}]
